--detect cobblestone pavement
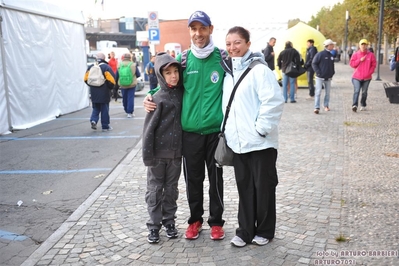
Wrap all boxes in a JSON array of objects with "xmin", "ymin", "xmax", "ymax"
[{"xmin": 21, "ymin": 63, "xmax": 399, "ymax": 266}]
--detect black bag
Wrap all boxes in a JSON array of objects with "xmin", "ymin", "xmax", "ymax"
[
  {"xmin": 214, "ymin": 133, "xmax": 234, "ymax": 167},
  {"xmin": 285, "ymin": 61, "xmax": 306, "ymax": 78},
  {"xmin": 214, "ymin": 60, "xmax": 262, "ymax": 167}
]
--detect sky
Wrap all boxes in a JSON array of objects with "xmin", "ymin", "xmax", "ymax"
[
  {"xmin": 54, "ymin": 0, "xmax": 342, "ymax": 52},
  {"xmin": 62, "ymin": 0, "xmax": 342, "ymax": 25}
]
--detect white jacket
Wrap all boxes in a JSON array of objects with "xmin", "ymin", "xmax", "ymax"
[{"xmin": 221, "ymin": 51, "xmax": 284, "ymax": 154}]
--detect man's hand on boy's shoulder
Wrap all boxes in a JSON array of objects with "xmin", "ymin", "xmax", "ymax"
[{"xmin": 143, "ymin": 95, "xmax": 157, "ymax": 113}]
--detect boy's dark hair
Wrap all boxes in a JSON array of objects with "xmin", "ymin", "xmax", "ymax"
[{"xmin": 307, "ymin": 39, "xmax": 315, "ymax": 44}]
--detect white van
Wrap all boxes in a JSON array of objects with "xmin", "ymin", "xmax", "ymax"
[{"xmin": 164, "ymin": 43, "xmax": 182, "ymax": 56}]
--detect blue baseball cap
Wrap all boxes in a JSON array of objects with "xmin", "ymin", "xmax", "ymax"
[{"xmin": 188, "ymin": 11, "xmax": 212, "ymax": 27}]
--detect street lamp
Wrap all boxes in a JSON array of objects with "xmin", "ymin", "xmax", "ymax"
[
  {"xmin": 376, "ymin": 0, "xmax": 385, "ymax": 81},
  {"xmin": 344, "ymin": 10, "xmax": 350, "ymax": 65}
]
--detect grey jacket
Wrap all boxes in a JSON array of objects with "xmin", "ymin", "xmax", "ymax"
[{"xmin": 142, "ymin": 52, "xmax": 183, "ymax": 166}]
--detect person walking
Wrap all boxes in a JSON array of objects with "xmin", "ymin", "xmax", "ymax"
[
  {"xmin": 305, "ymin": 39, "xmax": 317, "ymax": 98},
  {"xmin": 277, "ymin": 41, "xmax": 301, "ymax": 103},
  {"xmin": 312, "ymin": 39, "xmax": 336, "ymax": 114},
  {"xmin": 394, "ymin": 39, "xmax": 399, "ymax": 82},
  {"xmin": 108, "ymin": 51, "xmax": 119, "ymax": 102},
  {"xmin": 221, "ymin": 26, "xmax": 284, "ymax": 247},
  {"xmin": 143, "ymin": 11, "xmax": 226, "ymax": 241},
  {"xmin": 262, "ymin": 37, "xmax": 276, "ymax": 71},
  {"xmin": 349, "ymin": 39, "xmax": 377, "ymax": 112},
  {"xmin": 142, "ymin": 52, "xmax": 183, "ymax": 244},
  {"xmin": 117, "ymin": 53, "xmax": 141, "ymax": 118},
  {"xmin": 84, "ymin": 52, "xmax": 116, "ymax": 131},
  {"xmin": 145, "ymin": 55, "xmax": 158, "ymax": 91}
]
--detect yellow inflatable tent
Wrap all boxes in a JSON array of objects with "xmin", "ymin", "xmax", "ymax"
[{"xmin": 274, "ymin": 22, "xmax": 326, "ymax": 87}]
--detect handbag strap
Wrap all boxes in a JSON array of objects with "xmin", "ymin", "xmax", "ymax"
[{"xmin": 221, "ymin": 60, "xmax": 261, "ymax": 133}]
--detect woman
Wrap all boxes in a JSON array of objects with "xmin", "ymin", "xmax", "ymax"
[
  {"xmin": 108, "ymin": 51, "xmax": 119, "ymax": 102},
  {"xmin": 349, "ymin": 39, "xmax": 376, "ymax": 112},
  {"xmin": 220, "ymin": 26, "xmax": 284, "ymax": 247}
]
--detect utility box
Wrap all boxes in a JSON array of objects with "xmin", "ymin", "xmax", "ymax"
[{"xmin": 383, "ymin": 82, "xmax": 399, "ymax": 104}]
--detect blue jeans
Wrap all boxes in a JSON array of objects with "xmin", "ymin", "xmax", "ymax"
[
  {"xmin": 90, "ymin": 102, "xmax": 110, "ymax": 129},
  {"xmin": 282, "ymin": 73, "xmax": 296, "ymax": 102},
  {"xmin": 121, "ymin": 87, "xmax": 136, "ymax": 114},
  {"xmin": 352, "ymin": 78, "xmax": 370, "ymax": 107},
  {"xmin": 314, "ymin": 78, "xmax": 331, "ymax": 109}
]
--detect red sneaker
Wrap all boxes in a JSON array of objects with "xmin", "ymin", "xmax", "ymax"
[
  {"xmin": 185, "ymin": 221, "xmax": 202, "ymax": 239},
  {"xmin": 210, "ymin": 226, "xmax": 225, "ymax": 240}
]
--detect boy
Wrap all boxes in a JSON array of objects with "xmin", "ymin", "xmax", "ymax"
[{"xmin": 142, "ymin": 52, "xmax": 183, "ymax": 243}]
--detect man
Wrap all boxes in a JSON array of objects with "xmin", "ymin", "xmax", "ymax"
[
  {"xmin": 84, "ymin": 52, "xmax": 115, "ymax": 131},
  {"xmin": 394, "ymin": 39, "xmax": 399, "ymax": 82},
  {"xmin": 277, "ymin": 41, "xmax": 301, "ymax": 103},
  {"xmin": 263, "ymin": 37, "xmax": 276, "ymax": 71},
  {"xmin": 145, "ymin": 55, "xmax": 158, "ymax": 90},
  {"xmin": 349, "ymin": 39, "xmax": 377, "ymax": 112},
  {"xmin": 312, "ymin": 39, "xmax": 336, "ymax": 114},
  {"xmin": 117, "ymin": 53, "xmax": 141, "ymax": 118},
  {"xmin": 143, "ymin": 11, "xmax": 226, "ymax": 241},
  {"xmin": 304, "ymin": 39, "xmax": 317, "ymax": 98}
]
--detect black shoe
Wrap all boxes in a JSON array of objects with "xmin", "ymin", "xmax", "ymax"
[
  {"xmin": 290, "ymin": 100, "xmax": 297, "ymax": 103},
  {"xmin": 90, "ymin": 121, "xmax": 97, "ymax": 130},
  {"xmin": 165, "ymin": 224, "xmax": 178, "ymax": 238},
  {"xmin": 147, "ymin": 229, "xmax": 160, "ymax": 243}
]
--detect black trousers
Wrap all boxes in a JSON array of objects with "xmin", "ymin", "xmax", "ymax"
[
  {"xmin": 182, "ymin": 131, "xmax": 224, "ymax": 226},
  {"xmin": 395, "ymin": 64, "xmax": 399, "ymax": 82},
  {"xmin": 307, "ymin": 68, "xmax": 315, "ymax": 96},
  {"xmin": 233, "ymin": 148, "xmax": 278, "ymax": 243}
]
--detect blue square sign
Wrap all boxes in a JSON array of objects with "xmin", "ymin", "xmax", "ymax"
[{"xmin": 148, "ymin": 29, "xmax": 160, "ymax": 42}]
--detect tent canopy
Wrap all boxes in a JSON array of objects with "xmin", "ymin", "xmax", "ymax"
[{"xmin": 0, "ymin": 0, "xmax": 88, "ymax": 135}]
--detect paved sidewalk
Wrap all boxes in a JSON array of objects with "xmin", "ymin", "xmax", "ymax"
[{"xmin": 21, "ymin": 63, "xmax": 399, "ymax": 266}]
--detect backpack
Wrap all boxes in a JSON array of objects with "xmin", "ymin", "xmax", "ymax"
[
  {"xmin": 87, "ymin": 62, "xmax": 105, "ymax": 87},
  {"xmin": 118, "ymin": 62, "xmax": 134, "ymax": 86},
  {"xmin": 180, "ymin": 48, "xmax": 228, "ymax": 71}
]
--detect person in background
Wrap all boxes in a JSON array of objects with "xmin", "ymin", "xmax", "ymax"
[
  {"xmin": 143, "ymin": 52, "xmax": 183, "ymax": 244},
  {"xmin": 145, "ymin": 55, "xmax": 158, "ymax": 91},
  {"xmin": 349, "ymin": 39, "xmax": 377, "ymax": 112},
  {"xmin": 84, "ymin": 52, "xmax": 115, "ymax": 131},
  {"xmin": 305, "ymin": 39, "xmax": 318, "ymax": 99},
  {"xmin": 348, "ymin": 47, "xmax": 354, "ymax": 60},
  {"xmin": 312, "ymin": 39, "xmax": 336, "ymax": 114},
  {"xmin": 116, "ymin": 53, "xmax": 141, "ymax": 118},
  {"xmin": 108, "ymin": 51, "xmax": 119, "ymax": 102},
  {"xmin": 277, "ymin": 41, "xmax": 301, "ymax": 103},
  {"xmin": 262, "ymin": 37, "xmax": 276, "ymax": 71},
  {"xmin": 394, "ymin": 39, "xmax": 399, "ymax": 82},
  {"xmin": 221, "ymin": 26, "xmax": 284, "ymax": 247},
  {"xmin": 143, "ymin": 11, "xmax": 226, "ymax": 241}
]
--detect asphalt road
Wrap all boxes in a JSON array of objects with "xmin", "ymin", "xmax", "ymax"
[{"xmin": 0, "ymin": 89, "xmax": 148, "ymax": 266}]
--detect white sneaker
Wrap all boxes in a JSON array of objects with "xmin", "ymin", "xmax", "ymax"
[
  {"xmin": 252, "ymin": 235, "xmax": 269, "ymax": 246},
  {"xmin": 102, "ymin": 126, "xmax": 113, "ymax": 132},
  {"xmin": 230, "ymin": 236, "xmax": 246, "ymax": 247},
  {"xmin": 360, "ymin": 106, "xmax": 367, "ymax": 111},
  {"xmin": 127, "ymin": 114, "xmax": 132, "ymax": 118}
]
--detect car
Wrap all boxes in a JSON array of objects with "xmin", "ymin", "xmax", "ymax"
[
  {"xmin": 87, "ymin": 54, "xmax": 97, "ymax": 66},
  {"xmin": 116, "ymin": 77, "xmax": 144, "ymax": 98}
]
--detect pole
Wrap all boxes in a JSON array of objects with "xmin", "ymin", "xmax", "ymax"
[
  {"xmin": 344, "ymin": 11, "xmax": 349, "ymax": 65},
  {"xmin": 376, "ymin": 0, "xmax": 385, "ymax": 81}
]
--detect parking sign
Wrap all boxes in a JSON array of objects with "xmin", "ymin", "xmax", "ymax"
[{"xmin": 148, "ymin": 28, "xmax": 160, "ymax": 43}]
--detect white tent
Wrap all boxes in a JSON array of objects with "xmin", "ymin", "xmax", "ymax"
[{"xmin": 0, "ymin": 0, "xmax": 88, "ymax": 135}]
